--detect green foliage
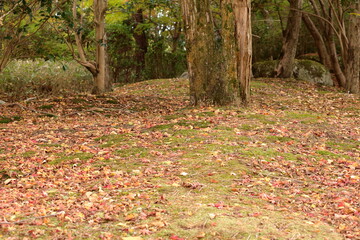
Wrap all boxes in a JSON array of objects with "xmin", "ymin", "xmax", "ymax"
[
  {"xmin": 0, "ymin": 59, "xmax": 92, "ymax": 101},
  {"xmin": 106, "ymin": 0, "xmax": 186, "ymax": 83}
]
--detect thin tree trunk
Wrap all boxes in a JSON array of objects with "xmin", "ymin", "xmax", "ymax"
[
  {"xmin": 325, "ymin": 13, "xmax": 346, "ymax": 87},
  {"xmin": 302, "ymin": 13, "xmax": 331, "ymax": 69},
  {"xmin": 276, "ymin": 0, "xmax": 303, "ymax": 78}
]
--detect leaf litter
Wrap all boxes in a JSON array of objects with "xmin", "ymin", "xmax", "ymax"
[{"xmin": 0, "ymin": 78, "xmax": 359, "ymax": 239}]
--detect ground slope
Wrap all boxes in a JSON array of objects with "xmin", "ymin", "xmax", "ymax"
[{"xmin": 0, "ymin": 78, "xmax": 359, "ymax": 239}]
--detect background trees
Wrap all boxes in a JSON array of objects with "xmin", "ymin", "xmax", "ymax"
[{"xmin": 0, "ymin": 0, "xmax": 359, "ymax": 101}]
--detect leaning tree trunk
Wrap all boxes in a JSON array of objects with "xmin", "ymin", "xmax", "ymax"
[
  {"xmin": 181, "ymin": 0, "xmax": 251, "ymax": 106},
  {"xmin": 302, "ymin": 14, "xmax": 332, "ymax": 69},
  {"xmin": 345, "ymin": 2, "xmax": 360, "ymax": 94},
  {"xmin": 276, "ymin": 0, "xmax": 303, "ymax": 78}
]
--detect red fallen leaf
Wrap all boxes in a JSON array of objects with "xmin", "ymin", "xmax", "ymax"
[
  {"xmin": 214, "ymin": 202, "xmax": 225, "ymax": 209},
  {"xmin": 248, "ymin": 212, "xmax": 262, "ymax": 217},
  {"xmin": 170, "ymin": 235, "xmax": 185, "ymax": 240},
  {"xmin": 337, "ymin": 202, "xmax": 345, "ymax": 208}
]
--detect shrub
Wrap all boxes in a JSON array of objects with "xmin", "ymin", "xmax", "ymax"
[{"xmin": 0, "ymin": 59, "xmax": 93, "ymax": 101}]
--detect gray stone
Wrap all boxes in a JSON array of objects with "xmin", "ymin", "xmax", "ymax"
[
  {"xmin": 179, "ymin": 71, "xmax": 189, "ymax": 79},
  {"xmin": 293, "ymin": 60, "xmax": 332, "ymax": 86},
  {"xmin": 252, "ymin": 59, "xmax": 333, "ymax": 86}
]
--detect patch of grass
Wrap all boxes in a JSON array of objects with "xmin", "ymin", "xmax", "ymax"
[
  {"xmin": 0, "ymin": 115, "xmax": 21, "ymax": 123},
  {"xmin": 38, "ymin": 104, "xmax": 54, "ymax": 110},
  {"xmin": 115, "ymin": 147, "xmax": 149, "ymax": 158},
  {"xmin": 49, "ymin": 152, "xmax": 94, "ymax": 165},
  {"xmin": 163, "ymin": 114, "xmax": 186, "ymax": 120},
  {"xmin": 240, "ymin": 124, "xmax": 256, "ymax": 131},
  {"xmin": 245, "ymin": 114, "xmax": 276, "ymax": 124},
  {"xmin": 326, "ymin": 140, "xmax": 359, "ymax": 151},
  {"xmin": 213, "ymin": 126, "xmax": 233, "ymax": 131},
  {"xmin": 150, "ymin": 120, "xmax": 210, "ymax": 131},
  {"xmin": 0, "ymin": 59, "xmax": 92, "ymax": 101},
  {"xmin": 316, "ymin": 150, "xmax": 340, "ymax": 157},
  {"xmin": 22, "ymin": 151, "xmax": 36, "ymax": 158},
  {"xmin": 285, "ymin": 111, "xmax": 322, "ymax": 124},
  {"xmin": 251, "ymin": 80, "xmax": 268, "ymax": 88},
  {"xmin": 153, "ymin": 191, "xmax": 342, "ymax": 240},
  {"xmin": 96, "ymin": 134, "xmax": 133, "ymax": 147}
]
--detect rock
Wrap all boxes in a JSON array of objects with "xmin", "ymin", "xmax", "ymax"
[
  {"xmin": 0, "ymin": 100, "xmax": 6, "ymax": 105},
  {"xmin": 252, "ymin": 60, "xmax": 278, "ymax": 78},
  {"xmin": 179, "ymin": 71, "xmax": 189, "ymax": 79},
  {"xmin": 252, "ymin": 60, "xmax": 333, "ymax": 86},
  {"xmin": 293, "ymin": 60, "xmax": 333, "ymax": 86}
]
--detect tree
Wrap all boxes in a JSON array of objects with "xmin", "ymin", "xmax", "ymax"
[
  {"xmin": 0, "ymin": 0, "xmax": 61, "ymax": 72},
  {"xmin": 51, "ymin": 0, "xmax": 110, "ymax": 93},
  {"xmin": 275, "ymin": 0, "xmax": 303, "ymax": 78},
  {"xmin": 180, "ymin": 0, "xmax": 251, "ymax": 105},
  {"xmin": 302, "ymin": 0, "xmax": 360, "ymax": 93},
  {"xmin": 345, "ymin": 2, "xmax": 360, "ymax": 94}
]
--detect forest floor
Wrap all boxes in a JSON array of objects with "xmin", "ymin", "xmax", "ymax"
[{"xmin": 0, "ymin": 78, "xmax": 359, "ymax": 240}]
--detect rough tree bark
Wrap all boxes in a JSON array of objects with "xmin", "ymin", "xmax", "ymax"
[
  {"xmin": 233, "ymin": 0, "xmax": 252, "ymax": 104},
  {"xmin": 345, "ymin": 2, "xmax": 360, "ymax": 94},
  {"xmin": 180, "ymin": 0, "xmax": 251, "ymax": 105},
  {"xmin": 276, "ymin": 0, "xmax": 303, "ymax": 78}
]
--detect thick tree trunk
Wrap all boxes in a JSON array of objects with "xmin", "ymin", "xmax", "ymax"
[
  {"xmin": 181, "ymin": 0, "xmax": 217, "ymax": 105},
  {"xmin": 132, "ymin": 9, "xmax": 148, "ymax": 80},
  {"xmin": 276, "ymin": 0, "xmax": 303, "ymax": 78},
  {"xmin": 181, "ymin": 0, "xmax": 251, "ymax": 106},
  {"xmin": 345, "ymin": 2, "xmax": 360, "ymax": 94}
]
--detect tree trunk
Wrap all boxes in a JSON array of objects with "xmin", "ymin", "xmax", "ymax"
[
  {"xmin": 276, "ymin": 0, "xmax": 303, "ymax": 78},
  {"xmin": 233, "ymin": 0, "xmax": 252, "ymax": 104},
  {"xmin": 93, "ymin": 0, "xmax": 109, "ymax": 93},
  {"xmin": 325, "ymin": 17, "xmax": 347, "ymax": 87},
  {"xmin": 345, "ymin": 2, "xmax": 360, "ymax": 94},
  {"xmin": 302, "ymin": 13, "xmax": 332, "ymax": 69},
  {"xmin": 132, "ymin": 9, "xmax": 148, "ymax": 80},
  {"xmin": 181, "ymin": 0, "xmax": 217, "ymax": 105},
  {"xmin": 181, "ymin": 0, "xmax": 251, "ymax": 106}
]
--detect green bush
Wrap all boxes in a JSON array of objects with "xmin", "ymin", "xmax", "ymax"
[{"xmin": 0, "ymin": 59, "xmax": 93, "ymax": 101}]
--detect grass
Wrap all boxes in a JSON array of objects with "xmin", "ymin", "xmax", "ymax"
[
  {"xmin": 0, "ymin": 116, "xmax": 21, "ymax": 123},
  {"xmin": 0, "ymin": 59, "xmax": 92, "ymax": 101},
  {"xmin": 48, "ymin": 152, "xmax": 94, "ymax": 165}
]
